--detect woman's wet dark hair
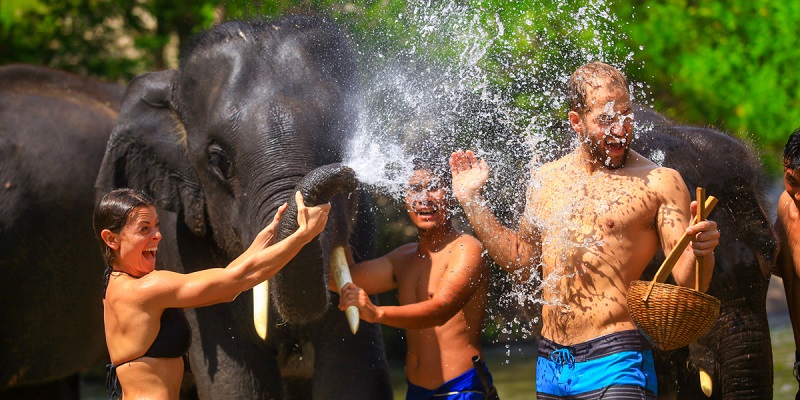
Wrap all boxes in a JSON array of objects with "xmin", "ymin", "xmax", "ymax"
[{"xmin": 93, "ymin": 188, "xmax": 156, "ymax": 267}]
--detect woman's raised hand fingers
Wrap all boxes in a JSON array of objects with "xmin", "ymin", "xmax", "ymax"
[
  {"xmin": 274, "ymin": 202, "xmax": 288, "ymax": 222},
  {"xmin": 263, "ymin": 203, "xmax": 288, "ymax": 231},
  {"xmin": 294, "ymin": 191, "xmax": 330, "ymax": 237}
]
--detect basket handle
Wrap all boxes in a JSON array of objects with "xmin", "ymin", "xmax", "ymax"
[
  {"xmin": 643, "ymin": 192, "xmax": 718, "ymax": 302},
  {"xmin": 695, "ymin": 187, "xmax": 706, "ymax": 292}
]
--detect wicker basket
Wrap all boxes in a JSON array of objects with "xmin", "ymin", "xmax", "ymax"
[
  {"xmin": 628, "ymin": 281, "xmax": 720, "ymax": 351},
  {"xmin": 627, "ymin": 189, "xmax": 720, "ymax": 351}
]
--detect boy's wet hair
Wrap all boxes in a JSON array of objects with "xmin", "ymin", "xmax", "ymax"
[
  {"xmin": 411, "ymin": 156, "xmax": 452, "ymax": 190},
  {"xmin": 784, "ymin": 127, "xmax": 800, "ymax": 170},
  {"xmin": 93, "ymin": 188, "xmax": 156, "ymax": 266},
  {"xmin": 567, "ymin": 62, "xmax": 629, "ymax": 117}
]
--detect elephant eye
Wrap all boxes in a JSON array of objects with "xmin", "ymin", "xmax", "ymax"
[{"xmin": 208, "ymin": 142, "xmax": 234, "ymax": 185}]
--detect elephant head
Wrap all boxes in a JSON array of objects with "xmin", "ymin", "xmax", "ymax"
[
  {"xmin": 96, "ymin": 16, "xmax": 359, "ymax": 322},
  {"xmin": 632, "ymin": 117, "xmax": 777, "ymax": 399},
  {"xmin": 95, "ymin": 16, "xmax": 392, "ymax": 399}
]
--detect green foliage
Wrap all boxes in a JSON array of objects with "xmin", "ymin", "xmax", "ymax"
[
  {"xmin": 0, "ymin": 0, "xmax": 145, "ymax": 80},
  {"xmin": 0, "ymin": 0, "xmax": 218, "ymax": 80},
  {"xmin": 1, "ymin": 0, "xmax": 796, "ymax": 172},
  {"xmin": 614, "ymin": 0, "xmax": 800, "ymax": 172}
]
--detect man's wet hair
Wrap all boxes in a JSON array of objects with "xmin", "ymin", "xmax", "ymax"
[
  {"xmin": 93, "ymin": 188, "xmax": 156, "ymax": 266},
  {"xmin": 784, "ymin": 127, "xmax": 800, "ymax": 170},
  {"xmin": 567, "ymin": 62, "xmax": 629, "ymax": 117}
]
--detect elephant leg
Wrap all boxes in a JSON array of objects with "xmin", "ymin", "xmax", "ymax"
[
  {"xmin": 186, "ymin": 302, "xmax": 284, "ymax": 400},
  {"xmin": 699, "ymin": 303, "xmax": 772, "ymax": 399},
  {"xmin": 311, "ymin": 294, "xmax": 393, "ymax": 399}
]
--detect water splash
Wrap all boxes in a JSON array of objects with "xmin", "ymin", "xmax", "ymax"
[{"xmin": 339, "ymin": 0, "xmax": 648, "ymax": 341}]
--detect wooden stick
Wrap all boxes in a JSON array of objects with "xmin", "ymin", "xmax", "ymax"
[
  {"xmin": 695, "ymin": 187, "xmax": 706, "ymax": 292},
  {"xmin": 643, "ymin": 194, "xmax": 718, "ymax": 301}
]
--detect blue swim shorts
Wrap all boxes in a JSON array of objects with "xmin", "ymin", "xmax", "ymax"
[
  {"xmin": 536, "ymin": 330, "xmax": 657, "ymax": 399},
  {"xmin": 406, "ymin": 362, "xmax": 494, "ymax": 400}
]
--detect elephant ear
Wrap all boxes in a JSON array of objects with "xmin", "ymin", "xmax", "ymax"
[{"xmin": 96, "ymin": 70, "xmax": 207, "ymax": 237}]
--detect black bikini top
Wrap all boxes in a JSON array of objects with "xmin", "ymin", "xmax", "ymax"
[
  {"xmin": 103, "ymin": 268, "xmax": 192, "ymax": 362},
  {"xmin": 105, "ymin": 308, "xmax": 192, "ymax": 400},
  {"xmin": 143, "ymin": 307, "xmax": 192, "ymax": 359}
]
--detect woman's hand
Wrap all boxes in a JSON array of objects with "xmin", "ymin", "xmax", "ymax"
[
  {"xmin": 243, "ymin": 203, "xmax": 288, "ymax": 257},
  {"xmin": 295, "ymin": 191, "xmax": 330, "ymax": 241},
  {"xmin": 338, "ymin": 282, "xmax": 380, "ymax": 323}
]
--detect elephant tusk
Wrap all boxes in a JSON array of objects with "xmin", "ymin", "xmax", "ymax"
[
  {"xmin": 699, "ymin": 367, "xmax": 712, "ymax": 397},
  {"xmin": 331, "ymin": 246, "xmax": 359, "ymax": 334},
  {"xmin": 253, "ymin": 280, "xmax": 269, "ymax": 340}
]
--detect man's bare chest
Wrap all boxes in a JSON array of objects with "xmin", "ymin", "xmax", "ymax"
[{"xmin": 530, "ymin": 175, "xmax": 657, "ymax": 238}]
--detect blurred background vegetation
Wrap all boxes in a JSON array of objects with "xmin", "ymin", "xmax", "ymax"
[{"xmin": 2, "ymin": 0, "xmax": 797, "ymax": 173}]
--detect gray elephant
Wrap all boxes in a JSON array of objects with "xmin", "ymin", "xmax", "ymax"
[
  {"xmin": 94, "ymin": 16, "xmax": 393, "ymax": 399},
  {"xmin": 630, "ymin": 106, "xmax": 777, "ymax": 399},
  {"xmin": 0, "ymin": 64, "xmax": 124, "ymax": 398}
]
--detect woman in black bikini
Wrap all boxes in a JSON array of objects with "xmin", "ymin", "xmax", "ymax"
[{"xmin": 94, "ymin": 188, "xmax": 329, "ymax": 399}]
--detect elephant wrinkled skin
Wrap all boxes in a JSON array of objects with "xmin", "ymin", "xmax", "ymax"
[
  {"xmin": 95, "ymin": 16, "xmax": 392, "ymax": 399},
  {"xmin": 632, "ymin": 107, "xmax": 777, "ymax": 399},
  {"xmin": 0, "ymin": 64, "xmax": 124, "ymax": 398}
]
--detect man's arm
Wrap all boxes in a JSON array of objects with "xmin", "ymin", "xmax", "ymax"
[
  {"xmin": 655, "ymin": 168, "xmax": 719, "ymax": 291},
  {"xmin": 339, "ymin": 236, "xmax": 488, "ymax": 329},
  {"xmin": 449, "ymin": 150, "xmax": 541, "ymax": 281}
]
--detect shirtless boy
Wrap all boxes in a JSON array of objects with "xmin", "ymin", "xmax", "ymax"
[
  {"xmin": 449, "ymin": 62, "xmax": 720, "ymax": 399},
  {"xmin": 337, "ymin": 161, "xmax": 494, "ymax": 400},
  {"xmin": 774, "ymin": 128, "xmax": 800, "ymax": 399}
]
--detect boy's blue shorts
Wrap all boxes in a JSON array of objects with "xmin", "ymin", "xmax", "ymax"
[{"xmin": 406, "ymin": 362, "xmax": 494, "ymax": 400}]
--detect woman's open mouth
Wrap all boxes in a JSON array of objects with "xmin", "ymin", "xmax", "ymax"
[{"xmin": 143, "ymin": 247, "xmax": 157, "ymax": 260}]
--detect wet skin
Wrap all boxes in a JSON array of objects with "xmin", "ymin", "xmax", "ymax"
[
  {"xmin": 338, "ymin": 170, "xmax": 490, "ymax": 390},
  {"xmin": 776, "ymin": 167, "xmax": 800, "ymax": 346},
  {"xmin": 571, "ymin": 89, "xmax": 634, "ymax": 169},
  {"xmin": 450, "ymin": 83, "xmax": 719, "ymax": 345},
  {"xmin": 100, "ymin": 194, "xmax": 327, "ymax": 399},
  {"xmin": 111, "ymin": 206, "xmax": 162, "ymax": 277}
]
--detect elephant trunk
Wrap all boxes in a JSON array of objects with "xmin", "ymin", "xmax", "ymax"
[
  {"xmin": 275, "ymin": 163, "xmax": 358, "ymax": 240},
  {"xmin": 271, "ymin": 163, "xmax": 358, "ymax": 323}
]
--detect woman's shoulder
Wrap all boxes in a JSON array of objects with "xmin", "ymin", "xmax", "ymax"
[{"xmin": 107, "ymin": 270, "xmax": 182, "ymax": 307}]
